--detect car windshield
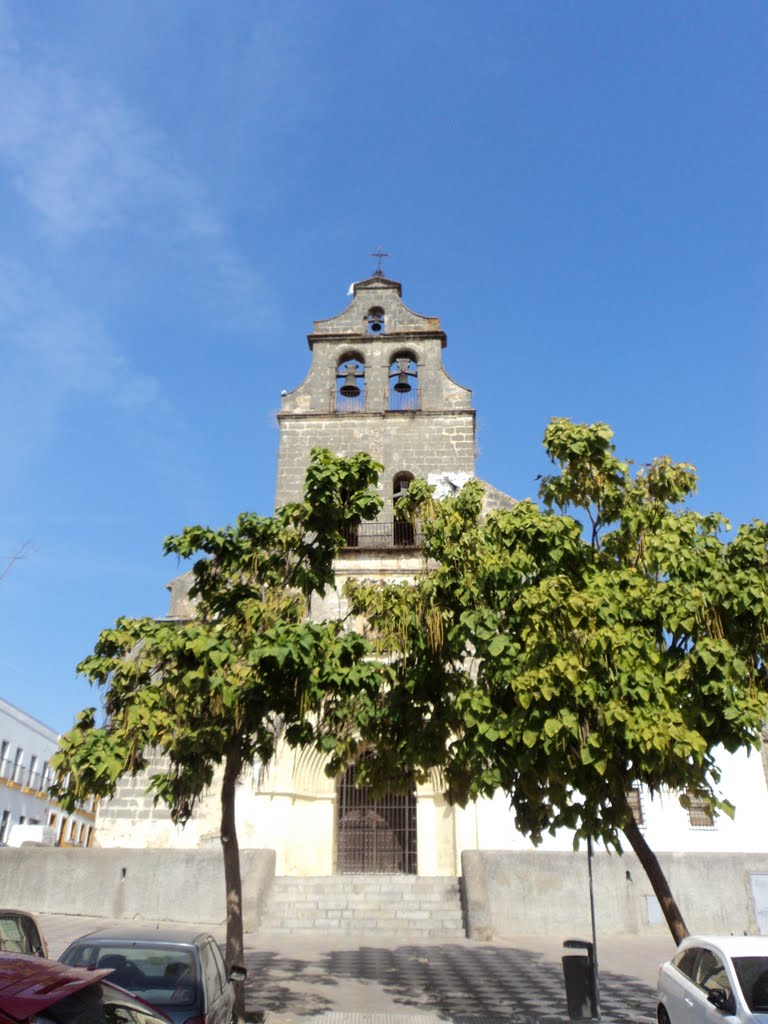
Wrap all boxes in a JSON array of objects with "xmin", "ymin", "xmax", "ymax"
[
  {"xmin": 32, "ymin": 979, "xmax": 169, "ymax": 1024},
  {"xmin": 732, "ymin": 957, "xmax": 768, "ymax": 1013},
  {"xmin": 60, "ymin": 945, "xmax": 198, "ymax": 1008}
]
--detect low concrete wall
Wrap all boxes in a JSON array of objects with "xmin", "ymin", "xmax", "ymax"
[
  {"xmin": 0, "ymin": 848, "xmax": 276, "ymax": 928},
  {"xmin": 461, "ymin": 850, "xmax": 768, "ymax": 939}
]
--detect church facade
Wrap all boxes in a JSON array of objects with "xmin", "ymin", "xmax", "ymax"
[{"xmin": 94, "ymin": 272, "xmax": 768, "ymax": 881}]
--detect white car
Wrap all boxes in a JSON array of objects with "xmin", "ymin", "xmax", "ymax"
[{"xmin": 657, "ymin": 935, "xmax": 768, "ymax": 1024}]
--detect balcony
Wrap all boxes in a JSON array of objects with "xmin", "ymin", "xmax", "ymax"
[{"xmin": 341, "ymin": 521, "xmax": 423, "ymax": 550}]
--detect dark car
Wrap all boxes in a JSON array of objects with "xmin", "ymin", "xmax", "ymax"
[
  {"xmin": 59, "ymin": 926, "xmax": 244, "ymax": 1024},
  {"xmin": 0, "ymin": 951, "xmax": 172, "ymax": 1024},
  {"xmin": 0, "ymin": 911, "xmax": 47, "ymax": 958}
]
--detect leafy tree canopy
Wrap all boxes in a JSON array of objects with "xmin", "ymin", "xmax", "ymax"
[
  {"xmin": 53, "ymin": 448, "xmax": 382, "ymax": 818},
  {"xmin": 51, "ymin": 448, "xmax": 383, "ymax": 1018},
  {"xmin": 317, "ymin": 420, "xmax": 768, "ymax": 942}
]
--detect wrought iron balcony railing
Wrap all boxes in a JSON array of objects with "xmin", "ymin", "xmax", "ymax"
[{"xmin": 341, "ymin": 521, "xmax": 423, "ymax": 550}]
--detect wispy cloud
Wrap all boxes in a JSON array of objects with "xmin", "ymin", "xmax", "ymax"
[
  {"xmin": 0, "ymin": 6, "xmax": 208, "ymax": 238},
  {"xmin": 0, "ymin": 258, "xmax": 162, "ymax": 473},
  {"xmin": 0, "ymin": 1, "xmax": 277, "ymax": 480},
  {"xmin": 0, "ymin": 2, "xmax": 271, "ymax": 324}
]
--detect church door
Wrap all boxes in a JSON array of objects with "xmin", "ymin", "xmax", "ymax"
[{"xmin": 336, "ymin": 760, "xmax": 417, "ymax": 874}]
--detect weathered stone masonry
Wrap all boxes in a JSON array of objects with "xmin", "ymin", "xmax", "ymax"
[{"xmin": 275, "ymin": 274, "xmax": 475, "ymax": 510}]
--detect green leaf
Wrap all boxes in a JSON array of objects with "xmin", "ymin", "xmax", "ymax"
[{"xmin": 488, "ymin": 635, "xmax": 506, "ymax": 657}]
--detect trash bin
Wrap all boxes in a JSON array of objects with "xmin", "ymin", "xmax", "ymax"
[{"xmin": 562, "ymin": 939, "xmax": 597, "ymax": 1021}]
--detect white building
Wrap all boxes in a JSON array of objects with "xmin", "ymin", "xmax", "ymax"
[{"xmin": 0, "ymin": 698, "xmax": 96, "ymax": 847}]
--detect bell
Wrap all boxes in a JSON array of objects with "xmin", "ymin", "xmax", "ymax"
[
  {"xmin": 339, "ymin": 366, "xmax": 361, "ymax": 398},
  {"xmin": 393, "ymin": 371, "xmax": 411, "ymax": 394}
]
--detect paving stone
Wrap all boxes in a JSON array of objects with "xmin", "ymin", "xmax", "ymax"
[{"xmin": 39, "ymin": 913, "xmax": 666, "ymax": 1024}]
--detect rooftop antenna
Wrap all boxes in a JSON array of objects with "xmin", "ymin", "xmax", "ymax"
[{"xmin": 369, "ymin": 246, "xmax": 391, "ymax": 278}]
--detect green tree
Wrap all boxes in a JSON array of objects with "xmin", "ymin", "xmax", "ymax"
[
  {"xmin": 318, "ymin": 420, "xmax": 768, "ymax": 944},
  {"xmin": 52, "ymin": 449, "xmax": 382, "ymax": 1022}
]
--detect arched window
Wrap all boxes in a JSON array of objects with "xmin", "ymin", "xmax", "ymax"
[
  {"xmin": 393, "ymin": 472, "xmax": 415, "ymax": 546},
  {"xmin": 336, "ymin": 355, "xmax": 365, "ymax": 413},
  {"xmin": 388, "ymin": 353, "xmax": 418, "ymax": 411},
  {"xmin": 367, "ymin": 306, "xmax": 385, "ymax": 334}
]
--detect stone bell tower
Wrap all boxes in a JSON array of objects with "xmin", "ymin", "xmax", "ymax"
[
  {"xmin": 268, "ymin": 271, "xmax": 478, "ymax": 878},
  {"xmin": 276, "ymin": 272, "xmax": 475, "ymax": 526}
]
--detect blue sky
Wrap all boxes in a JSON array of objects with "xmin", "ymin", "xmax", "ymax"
[{"xmin": 0, "ymin": 2, "xmax": 765, "ymax": 733}]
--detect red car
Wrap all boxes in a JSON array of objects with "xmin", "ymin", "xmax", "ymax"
[{"xmin": 0, "ymin": 952, "xmax": 172, "ymax": 1024}]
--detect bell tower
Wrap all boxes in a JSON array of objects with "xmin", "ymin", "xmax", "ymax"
[{"xmin": 275, "ymin": 273, "xmax": 475, "ymax": 526}]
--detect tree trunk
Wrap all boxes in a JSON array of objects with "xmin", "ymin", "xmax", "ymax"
[
  {"xmin": 221, "ymin": 743, "xmax": 246, "ymax": 1023},
  {"xmin": 622, "ymin": 800, "xmax": 689, "ymax": 945}
]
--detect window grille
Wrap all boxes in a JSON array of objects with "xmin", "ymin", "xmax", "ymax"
[
  {"xmin": 336, "ymin": 758, "xmax": 417, "ymax": 874},
  {"xmin": 627, "ymin": 787, "xmax": 645, "ymax": 827},
  {"xmin": 686, "ymin": 793, "xmax": 715, "ymax": 828}
]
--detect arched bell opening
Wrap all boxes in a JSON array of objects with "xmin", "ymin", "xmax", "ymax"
[
  {"xmin": 392, "ymin": 472, "xmax": 416, "ymax": 547},
  {"xmin": 336, "ymin": 753, "xmax": 417, "ymax": 874},
  {"xmin": 388, "ymin": 353, "xmax": 419, "ymax": 411},
  {"xmin": 336, "ymin": 355, "xmax": 365, "ymax": 413},
  {"xmin": 366, "ymin": 306, "xmax": 385, "ymax": 335}
]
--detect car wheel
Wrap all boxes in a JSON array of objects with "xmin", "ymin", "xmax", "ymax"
[{"xmin": 658, "ymin": 1005, "xmax": 671, "ymax": 1024}]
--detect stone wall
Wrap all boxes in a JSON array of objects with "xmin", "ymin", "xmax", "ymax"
[
  {"xmin": 0, "ymin": 847, "xmax": 275, "ymax": 927},
  {"xmin": 461, "ymin": 849, "xmax": 768, "ymax": 938},
  {"xmin": 4, "ymin": 846, "xmax": 766, "ymax": 937},
  {"xmin": 276, "ymin": 410, "xmax": 476, "ymax": 511}
]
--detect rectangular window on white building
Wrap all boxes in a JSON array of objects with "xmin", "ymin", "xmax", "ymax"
[
  {"xmin": 12, "ymin": 748, "xmax": 23, "ymax": 784},
  {"xmin": 0, "ymin": 810, "xmax": 9, "ymax": 842},
  {"xmin": 0, "ymin": 741, "xmax": 9, "ymax": 779},
  {"xmin": 627, "ymin": 787, "xmax": 645, "ymax": 827},
  {"xmin": 686, "ymin": 793, "xmax": 715, "ymax": 828}
]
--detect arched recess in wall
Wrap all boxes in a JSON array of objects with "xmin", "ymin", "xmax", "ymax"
[
  {"xmin": 388, "ymin": 351, "xmax": 419, "ymax": 411},
  {"xmin": 366, "ymin": 306, "xmax": 385, "ymax": 334},
  {"xmin": 336, "ymin": 751, "xmax": 417, "ymax": 875},
  {"xmin": 392, "ymin": 471, "xmax": 415, "ymax": 546},
  {"xmin": 336, "ymin": 353, "xmax": 365, "ymax": 413},
  {"xmin": 288, "ymin": 743, "xmax": 338, "ymax": 798}
]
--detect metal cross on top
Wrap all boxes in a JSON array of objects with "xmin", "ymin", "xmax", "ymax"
[{"xmin": 369, "ymin": 246, "xmax": 391, "ymax": 277}]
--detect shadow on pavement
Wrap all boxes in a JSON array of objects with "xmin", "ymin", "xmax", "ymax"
[{"xmin": 244, "ymin": 941, "xmax": 657, "ymax": 1023}]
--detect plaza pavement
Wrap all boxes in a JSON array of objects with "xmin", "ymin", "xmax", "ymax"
[{"xmin": 38, "ymin": 913, "xmax": 674, "ymax": 1024}]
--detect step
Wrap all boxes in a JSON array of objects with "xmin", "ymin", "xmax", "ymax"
[{"xmin": 261, "ymin": 875, "xmax": 466, "ymax": 938}]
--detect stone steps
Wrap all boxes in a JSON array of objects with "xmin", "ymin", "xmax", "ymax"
[{"xmin": 262, "ymin": 874, "xmax": 466, "ymax": 938}]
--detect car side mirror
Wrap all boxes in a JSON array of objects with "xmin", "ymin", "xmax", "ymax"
[
  {"xmin": 229, "ymin": 965, "xmax": 247, "ymax": 983},
  {"xmin": 707, "ymin": 990, "xmax": 729, "ymax": 1012}
]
